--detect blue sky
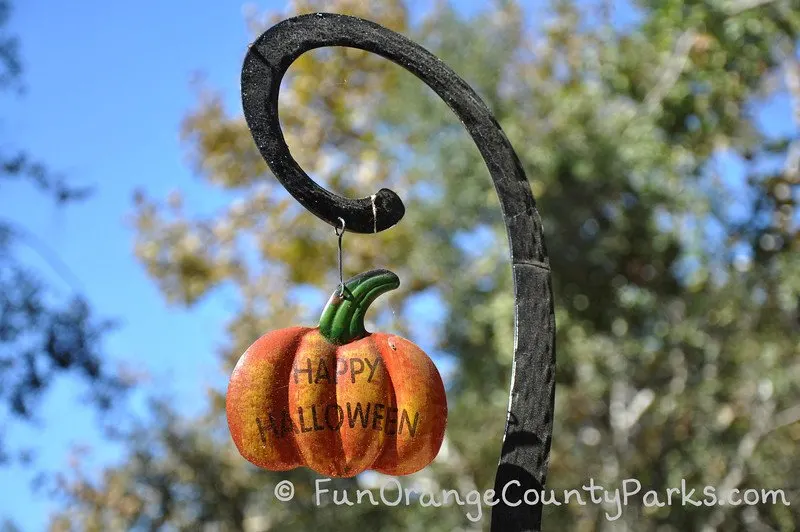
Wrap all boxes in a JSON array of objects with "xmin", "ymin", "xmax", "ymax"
[{"xmin": 0, "ymin": 0, "xmax": 796, "ymax": 530}]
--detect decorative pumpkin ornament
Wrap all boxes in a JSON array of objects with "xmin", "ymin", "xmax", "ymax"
[{"xmin": 226, "ymin": 269, "xmax": 448, "ymax": 477}]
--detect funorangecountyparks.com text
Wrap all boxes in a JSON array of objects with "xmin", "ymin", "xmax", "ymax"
[{"xmin": 270, "ymin": 477, "xmax": 792, "ymax": 522}]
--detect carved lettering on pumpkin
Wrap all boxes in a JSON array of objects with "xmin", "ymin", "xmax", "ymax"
[
  {"xmin": 291, "ymin": 357, "xmax": 383, "ymax": 385},
  {"xmin": 293, "ymin": 357, "xmax": 313, "ymax": 384},
  {"xmin": 255, "ymin": 402, "xmax": 421, "ymax": 440},
  {"xmin": 349, "ymin": 358, "xmax": 365, "ymax": 382},
  {"xmin": 314, "ymin": 359, "xmax": 330, "ymax": 384},
  {"xmin": 365, "ymin": 357, "xmax": 381, "ymax": 382},
  {"xmin": 347, "ymin": 401, "xmax": 371, "ymax": 429},
  {"xmin": 399, "ymin": 409, "xmax": 420, "ymax": 437},
  {"xmin": 372, "ymin": 403, "xmax": 385, "ymax": 431},
  {"xmin": 255, "ymin": 416, "xmax": 268, "ymax": 446},
  {"xmin": 385, "ymin": 406, "xmax": 398, "ymax": 435},
  {"xmin": 325, "ymin": 403, "xmax": 344, "ymax": 430},
  {"xmin": 311, "ymin": 405, "xmax": 325, "ymax": 430},
  {"xmin": 280, "ymin": 409, "xmax": 299, "ymax": 435},
  {"xmin": 335, "ymin": 358, "xmax": 348, "ymax": 383}
]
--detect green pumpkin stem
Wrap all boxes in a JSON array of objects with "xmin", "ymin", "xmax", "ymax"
[{"xmin": 318, "ymin": 269, "xmax": 400, "ymax": 345}]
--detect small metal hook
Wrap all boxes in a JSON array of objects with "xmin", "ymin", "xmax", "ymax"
[{"xmin": 334, "ymin": 217, "xmax": 346, "ymax": 297}]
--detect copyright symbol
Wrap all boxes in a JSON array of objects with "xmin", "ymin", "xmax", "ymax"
[{"xmin": 274, "ymin": 480, "xmax": 295, "ymax": 502}]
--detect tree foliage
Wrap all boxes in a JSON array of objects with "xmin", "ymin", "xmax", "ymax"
[{"xmin": 52, "ymin": 0, "xmax": 800, "ymax": 530}]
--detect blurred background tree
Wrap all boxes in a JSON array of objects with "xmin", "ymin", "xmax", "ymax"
[
  {"xmin": 49, "ymin": 0, "xmax": 800, "ymax": 530},
  {"xmin": 0, "ymin": 0, "xmax": 126, "ymax": 464}
]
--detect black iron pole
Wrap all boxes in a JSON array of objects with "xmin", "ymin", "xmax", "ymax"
[{"xmin": 240, "ymin": 13, "xmax": 556, "ymax": 531}]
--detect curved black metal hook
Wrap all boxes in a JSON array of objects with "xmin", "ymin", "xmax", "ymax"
[{"xmin": 242, "ymin": 13, "xmax": 556, "ymax": 531}]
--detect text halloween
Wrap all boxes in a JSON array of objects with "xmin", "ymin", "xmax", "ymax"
[{"xmin": 255, "ymin": 402, "xmax": 421, "ymax": 442}]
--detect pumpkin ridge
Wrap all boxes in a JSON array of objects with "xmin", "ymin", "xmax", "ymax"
[
  {"xmin": 288, "ymin": 329, "xmax": 311, "ymax": 469},
  {"xmin": 227, "ymin": 326, "xmax": 309, "ymax": 470},
  {"xmin": 373, "ymin": 333, "xmax": 400, "ymax": 471},
  {"xmin": 329, "ymin": 343, "xmax": 349, "ymax": 476},
  {"xmin": 286, "ymin": 328, "xmax": 320, "ymax": 472}
]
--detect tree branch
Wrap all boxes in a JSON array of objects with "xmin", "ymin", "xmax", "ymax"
[
  {"xmin": 769, "ymin": 404, "xmax": 800, "ymax": 433},
  {"xmin": 724, "ymin": 0, "xmax": 783, "ymax": 16},
  {"xmin": 643, "ymin": 29, "xmax": 698, "ymax": 116},
  {"xmin": 1, "ymin": 219, "xmax": 85, "ymax": 293},
  {"xmin": 700, "ymin": 399, "xmax": 776, "ymax": 531}
]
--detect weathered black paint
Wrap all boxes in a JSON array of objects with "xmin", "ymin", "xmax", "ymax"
[{"xmin": 241, "ymin": 13, "xmax": 556, "ymax": 531}]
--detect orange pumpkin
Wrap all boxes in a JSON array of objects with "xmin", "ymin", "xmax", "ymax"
[{"xmin": 226, "ymin": 269, "xmax": 447, "ymax": 477}]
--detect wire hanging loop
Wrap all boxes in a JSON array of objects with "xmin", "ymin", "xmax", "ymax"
[{"xmin": 334, "ymin": 217, "xmax": 347, "ymax": 298}]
